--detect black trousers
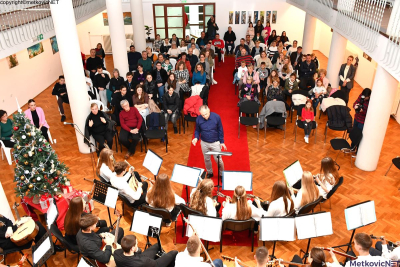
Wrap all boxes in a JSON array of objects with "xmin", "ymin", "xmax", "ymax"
[
  {"xmin": 142, "ymin": 243, "xmax": 177, "ymax": 267},
  {"xmin": 119, "ymin": 128, "xmax": 140, "ymax": 154},
  {"xmin": 1, "ymin": 139, "xmax": 15, "ymax": 148},
  {"xmin": 290, "ymin": 255, "xmax": 303, "ymax": 267},
  {"xmin": 340, "ymin": 85, "xmax": 351, "ymax": 105},
  {"xmin": 131, "ymin": 181, "xmax": 149, "ymax": 209},
  {"xmin": 215, "ymin": 47, "xmax": 222, "ymax": 62},
  {"xmin": 303, "ymin": 122, "xmax": 313, "ymax": 136},
  {"xmin": 40, "ymin": 126, "xmax": 49, "ymax": 143},
  {"xmin": 92, "ymin": 131, "xmax": 114, "ymax": 153},
  {"xmin": 0, "ymin": 221, "xmax": 47, "ymax": 250}
]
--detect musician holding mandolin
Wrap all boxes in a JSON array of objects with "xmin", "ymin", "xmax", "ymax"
[
  {"xmin": 76, "ymin": 213, "xmax": 124, "ymax": 265},
  {"xmin": 113, "ymin": 234, "xmax": 178, "ymax": 267},
  {"xmin": 371, "ymin": 235, "xmax": 400, "ymax": 260},
  {"xmin": 344, "ymin": 233, "xmax": 387, "ymax": 267}
]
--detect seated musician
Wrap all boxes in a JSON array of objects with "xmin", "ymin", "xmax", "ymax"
[
  {"xmin": 190, "ymin": 179, "xmax": 220, "ymax": 217},
  {"xmin": 76, "ymin": 213, "xmax": 124, "ymax": 264},
  {"xmin": 264, "ymin": 181, "xmax": 294, "ymax": 217},
  {"xmin": 146, "ymin": 173, "xmax": 185, "ymax": 225},
  {"xmin": 110, "ymin": 162, "xmax": 148, "ymax": 208},
  {"xmin": 314, "ymin": 157, "xmax": 339, "ymax": 199},
  {"xmin": 0, "ymin": 214, "xmax": 63, "ymax": 252},
  {"xmin": 175, "ymin": 233, "xmax": 223, "ymax": 267},
  {"xmin": 290, "ymin": 171, "xmax": 321, "ymax": 211},
  {"xmin": 221, "ymin": 185, "xmax": 266, "ymax": 223},
  {"xmin": 64, "ymin": 197, "xmax": 109, "ymax": 245},
  {"xmin": 114, "ymin": 234, "xmax": 178, "ymax": 267},
  {"xmin": 234, "ymin": 246, "xmax": 276, "ymax": 267},
  {"xmin": 345, "ymin": 233, "xmax": 388, "ymax": 267},
  {"xmin": 96, "ymin": 148, "xmax": 131, "ymax": 183},
  {"xmin": 290, "ymin": 247, "xmax": 341, "ymax": 267},
  {"xmin": 373, "ymin": 236, "xmax": 400, "ymax": 260}
]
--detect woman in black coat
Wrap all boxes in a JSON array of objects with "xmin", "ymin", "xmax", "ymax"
[
  {"xmin": 143, "ymin": 73, "xmax": 158, "ymax": 102},
  {"xmin": 109, "ymin": 69, "xmax": 125, "ymax": 93}
]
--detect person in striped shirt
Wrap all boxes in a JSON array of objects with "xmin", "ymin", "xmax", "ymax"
[{"xmin": 235, "ymin": 48, "xmax": 255, "ymax": 68}]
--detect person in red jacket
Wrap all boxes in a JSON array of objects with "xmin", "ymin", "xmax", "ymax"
[
  {"xmin": 119, "ymin": 99, "xmax": 143, "ymax": 159},
  {"xmin": 212, "ymin": 33, "xmax": 225, "ymax": 66},
  {"xmin": 301, "ymin": 99, "xmax": 314, "ymax": 144}
]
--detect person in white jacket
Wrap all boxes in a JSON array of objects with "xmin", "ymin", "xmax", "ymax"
[{"xmin": 265, "ymin": 181, "xmax": 294, "ymax": 217}]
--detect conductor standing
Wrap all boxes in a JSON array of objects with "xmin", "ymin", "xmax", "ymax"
[{"xmin": 192, "ymin": 105, "xmax": 227, "ymax": 178}]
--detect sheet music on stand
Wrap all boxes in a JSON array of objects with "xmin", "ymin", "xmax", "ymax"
[
  {"xmin": 45, "ymin": 199, "xmax": 58, "ymax": 229},
  {"xmin": 131, "ymin": 210, "xmax": 163, "ymax": 238},
  {"xmin": 295, "ymin": 212, "xmax": 333, "ymax": 240},
  {"xmin": 222, "ymin": 171, "xmax": 252, "ymax": 191},
  {"xmin": 260, "ymin": 217, "xmax": 296, "ymax": 241},
  {"xmin": 186, "ymin": 214, "xmax": 223, "ymax": 242},
  {"xmin": 32, "ymin": 231, "xmax": 54, "ymax": 267},
  {"xmin": 171, "ymin": 164, "xmax": 202, "ymax": 187},
  {"xmin": 344, "ymin": 200, "xmax": 376, "ymax": 230},
  {"xmin": 143, "ymin": 149, "xmax": 163, "ymax": 176},
  {"xmin": 92, "ymin": 180, "xmax": 119, "ymax": 209},
  {"xmin": 283, "ymin": 160, "xmax": 303, "ymax": 187}
]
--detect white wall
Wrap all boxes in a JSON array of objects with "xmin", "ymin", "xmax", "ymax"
[{"xmin": 0, "ymin": 38, "xmax": 62, "ymax": 115}]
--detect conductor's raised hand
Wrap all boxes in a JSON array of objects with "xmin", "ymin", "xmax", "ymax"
[
  {"xmin": 220, "ymin": 143, "xmax": 227, "ymax": 150},
  {"xmin": 192, "ymin": 138, "xmax": 198, "ymax": 146}
]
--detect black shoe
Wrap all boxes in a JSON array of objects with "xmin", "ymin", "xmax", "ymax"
[
  {"xmin": 173, "ymin": 127, "xmax": 178, "ymax": 134},
  {"xmin": 206, "ymin": 173, "xmax": 213, "ymax": 178},
  {"xmin": 61, "ymin": 115, "xmax": 66, "ymax": 122}
]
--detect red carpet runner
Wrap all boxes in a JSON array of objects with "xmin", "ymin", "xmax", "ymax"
[{"xmin": 176, "ymin": 56, "xmax": 255, "ymax": 247}]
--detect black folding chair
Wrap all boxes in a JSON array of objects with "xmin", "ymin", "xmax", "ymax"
[
  {"xmin": 264, "ymin": 112, "xmax": 287, "ymax": 139},
  {"xmin": 328, "ymin": 127, "xmax": 363, "ymax": 167},
  {"xmin": 0, "ymin": 242, "xmax": 33, "ymax": 266},
  {"xmin": 145, "ymin": 113, "xmax": 168, "ymax": 152},
  {"xmin": 141, "ymin": 205, "xmax": 178, "ymax": 233},
  {"xmin": 50, "ymin": 224, "xmax": 80, "ymax": 265},
  {"xmin": 296, "ymin": 196, "xmax": 323, "ymax": 215},
  {"xmin": 319, "ymin": 177, "xmax": 344, "ymax": 210},
  {"xmin": 293, "ymin": 104, "xmax": 318, "ymax": 144},
  {"xmin": 238, "ymin": 101, "xmax": 260, "ymax": 139},
  {"xmin": 220, "ymin": 219, "xmax": 256, "ymax": 252},
  {"xmin": 385, "ymin": 157, "xmax": 400, "ymax": 176},
  {"xmin": 290, "ymin": 90, "xmax": 309, "ymax": 123},
  {"xmin": 178, "ymin": 204, "xmax": 203, "ymax": 237}
]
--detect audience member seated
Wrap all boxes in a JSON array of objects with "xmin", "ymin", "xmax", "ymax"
[
  {"xmin": 143, "ymin": 74, "xmax": 159, "ymax": 103},
  {"xmin": 265, "ymin": 181, "xmax": 294, "ymax": 216},
  {"xmin": 112, "ymin": 85, "xmax": 133, "ymax": 125},
  {"xmin": 353, "ymin": 88, "xmax": 371, "ymax": 131},
  {"xmin": 109, "ymin": 69, "xmax": 125, "ymax": 98},
  {"xmin": 311, "ymin": 79, "xmax": 327, "ymax": 115},
  {"xmin": 119, "ymin": 100, "xmax": 143, "ymax": 159},
  {"xmin": 95, "ymin": 43, "xmax": 105, "ymax": 63},
  {"xmin": 146, "ymin": 46, "xmax": 157, "ymax": 63},
  {"xmin": 256, "ymin": 51, "xmax": 272, "ymax": 69},
  {"xmin": 187, "ymin": 38, "xmax": 199, "ymax": 50},
  {"xmin": 170, "ymin": 34, "xmax": 179, "ymax": 46},
  {"xmin": 267, "ymin": 70, "xmax": 279, "ymax": 90},
  {"xmin": 224, "ymin": 26, "xmax": 236, "ymax": 55},
  {"xmin": 204, "ymin": 50, "xmax": 217, "ymax": 84},
  {"xmin": 267, "ymin": 77, "xmax": 284, "ymax": 102},
  {"xmin": 187, "ymin": 48, "xmax": 199, "ymax": 74},
  {"xmin": 283, "ymin": 73, "xmax": 299, "ymax": 98},
  {"xmin": 290, "ymin": 46, "xmax": 303, "ymax": 67},
  {"xmin": 110, "ymin": 161, "xmax": 148, "ymax": 208},
  {"xmin": 238, "ymin": 76, "xmax": 260, "ymax": 109},
  {"xmin": 267, "ymin": 30, "xmax": 277, "ymax": 46},
  {"xmin": 198, "ymin": 54, "xmax": 211, "ymax": 83},
  {"xmin": 251, "ymin": 40, "xmax": 263, "ymax": 57},
  {"xmin": 132, "ymin": 85, "xmax": 150, "ymax": 119},
  {"xmin": 168, "ymin": 43, "xmax": 180, "ymax": 59},
  {"xmin": 114, "ymin": 234, "xmax": 178, "ymax": 267},
  {"xmin": 51, "ymin": 75, "xmax": 69, "ymax": 122},
  {"xmin": 299, "ymin": 54, "xmax": 317, "ymax": 90},
  {"xmin": 235, "ymin": 48, "xmax": 254, "ymax": 68},
  {"xmin": 125, "ymin": 71, "xmax": 136, "ymax": 93},
  {"xmin": 24, "ymin": 99, "xmax": 50, "ymax": 143},
  {"xmin": 96, "ymin": 148, "xmax": 128, "ymax": 182},
  {"xmin": 152, "ymin": 62, "xmax": 168, "ymax": 104},
  {"xmin": 301, "ymin": 100, "xmax": 315, "ymax": 144},
  {"xmin": 234, "ymin": 38, "xmax": 250, "ymax": 56},
  {"xmin": 64, "ymin": 197, "xmax": 109, "ymax": 245},
  {"xmin": 153, "ymin": 54, "xmax": 165, "ymax": 70},
  {"xmin": 233, "ymin": 60, "xmax": 247, "ymax": 84},
  {"xmin": 196, "ymin": 31, "xmax": 208, "ymax": 50},
  {"xmin": 146, "ymin": 173, "xmax": 185, "ymax": 223},
  {"xmin": 0, "ymin": 110, "xmax": 14, "ymax": 148},
  {"xmin": 153, "ymin": 34, "xmax": 163, "ymax": 53},
  {"xmin": 311, "ymin": 53, "xmax": 320, "ymax": 70},
  {"xmin": 318, "ymin": 69, "xmax": 330, "ymax": 88},
  {"xmin": 86, "ymin": 48, "xmax": 104, "ymax": 81},
  {"xmin": 175, "ymin": 234, "xmax": 223, "ymax": 267},
  {"xmin": 345, "ymin": 233, "xmax": 387, "ymax": 267},
  {"xmin": 267, "ymin": 40, "xmax": 278, "ymax": 60},
  {"xmin": 201, "ymin": 43, "xmax": 215, "ymax": 60},
  {"xmin": 177, "ymin": 53, "xmax": 192, "ymax": 76},
  {"xmin": 85, "ymin": 70, "xmax": 96, "ymax": 100},
  {"xmin": 165, "ymin": 73, "xmax": 179, "ymax": 95},
  {"xmin": 163, "ymin": 87, "xmax": 180, "ymax": 134},
  {"xmin": 278, "ymin": 57, "xmax": 293, "ymax": 87},
  {"xmin": 253, "ymin": 33, "xmax": 264, "ymax": 44},
  {"xmin": 241, "ymin": 64, "xmax": 260, "ymax": 91},
  {"xmin": 257, "ymin": 62, "xmax": 269, "ymax": 92},
  {"xmin": 179, "ymin": 40, "xmax": 188, "ymax": 54},
  {"xmin": 192, "ymin": 63, "xmax": 207, "ymax": 86},
  {"xmin": 287, "ymin": 40, "xmax": 299, "ymax": 56},
  {"xmin": 185, "ymin": 35, "xmax": 191, "ymax": 44},
  {"xmin": 245, "ymin": 35, "xmax": 255, "ymax": 51},
  {"xmin": 138, "ymin": 50, "xmax": 153, "ymax": 73},
  {"xmin": 190, "ymin": 179, "xmax": 219, "ymax": 217},
  {"xmin": 160, "ymin": 38, "xmax": 171, "ymax": 55},
  {"xmin": 93, "ymin": 66, "xmax": 111, "ymax": 109},
  {"xmin": 127, "ymin": 45, "xmax": 142, "ymax": 72},
  {"xmin": 263, "ymin": 22, "xmax": 272, "ymax": 44},
  {"xmin": 272, "ymin": 46, "xmax": 284, "ymax": 66},
  {"xmin": 290, "ymin": 171, "xmax": 321, "ymax": 211},
  {"xmin": 77, "ymin": 213, "xmax": 124, "ymax": 265},
  {"xmin": 162, "ymin": 58, "xmax": 173, "ymax": 75},
  {"xmin": 84, "ymin": 103, "xmax": 113, "ymax": 153},
  {"xmin": 212, "ymin": 33, "xmax": 225, "ymax": 65},
  {"xmin": 175, "ymin": 61, "xmax": 191, "ymax": 94}
]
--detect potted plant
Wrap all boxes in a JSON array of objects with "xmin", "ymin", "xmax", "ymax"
[{"xmin": 145, "ymin": 25, "xmax": 153, "ymax": 41}]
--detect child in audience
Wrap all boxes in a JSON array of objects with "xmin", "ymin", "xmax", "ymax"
[
  {"xmin": 233, "ymin": 61, "xmax": 247, "ymax": 84},
  {"xmin": 257, "ymin": 62, "xmax": 269, "ymax": 92},
  {"xmin": 311, "ymin": 79, "xmax": 327, "ymax": 116},
  {"xmin": 162, "ymin": 58, "xmax": 173, "ymax": 75},
  {"xmin": 301, "ymin": 99, "xmax": 314, "ymax": 144}
]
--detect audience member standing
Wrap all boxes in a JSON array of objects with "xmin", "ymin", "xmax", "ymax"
[
  {"xmin": 206, "ymin": 15, "xmax": 219, "ymax": 41},
  {"xmin": 86, "ymin": 49, "xmax": 104, "ymax": 81},
  {"xmin": 338, "ymin": 55, "xmax": 356, "ymax": 104},
  {"xmin": 51, "ymin": 75, "xmax": 69, "ymax": 122},
  {"xmin": 127, "ymin": 45, "xmax": 142, "ymax": 72},
  {"xmin": 299, "ymin": 54, "xmax": 316, "ymax": 90}
]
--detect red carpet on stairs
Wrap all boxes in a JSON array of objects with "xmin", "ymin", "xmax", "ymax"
[{"xmin": 176, "ymin": 56, "xmax": 256, "ymax": 247}]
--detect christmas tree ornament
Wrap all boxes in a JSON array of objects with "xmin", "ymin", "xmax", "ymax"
[
  {"xmin": 32, "ymin": 179, "xmax": 36, "ymax": 183},
  {"xmin": 13, "ymin": 126, "xmax": 19, "ymax": 131},
  {"xmin": 54, "ymin": 176, "xmax": 58, "ymax": 180},
  {"xmin": 31, "ymin": 131, "xmax": 36, "ymax": 137},
  {"xmin": 28, "ymin": 184, "xmax": 33, "ymax": 189},
  {"xmin": 27, "ymin": 133, "xmax": 31, "ymax": 137},
  {"xmin": 38, "ymin": 148, "xmax": 42, "ymax": 152},
  {"xmin": 37, "ymin": 177, "xmax": 41, "ymax": 181},
  {"xmin": 17, "ymin": 145, "xmax": 21, "ymax": 149},
  {"xmin": 23, "ymin": 154, "xmax": 28, "ymax": 158},
  {"xmin": 24, "ymin": 170, "xmax": 29, "ymax": 174},
  {"xmin": 43, "ymin": 185, "xmax": 47, "ymax": 189},
  {"xmin": 24, "ymin": 161, "xmax": 29, "ymax": 165},
  {"xmin": 22, "ymin": 135, "xmax": 26, "ymax": 139},
  {"xmin": 39, "ymin": 138, "xmax": 42, "ymax": 142},
  {"xmin": 28, "ymin": 151, "xmax": 32, "ymax": 157},
  {"xmin": 20, "ymin": 175, "xmax": 24, "ymax": 179},
  {"xmin": 54, "ymin": 188, "xmax": 57, "ymax": 192}
]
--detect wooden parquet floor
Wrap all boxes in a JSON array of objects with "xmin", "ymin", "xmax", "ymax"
[{"xmin": 1, "ymin": 51, "xmax": 400, "ymax": 266}]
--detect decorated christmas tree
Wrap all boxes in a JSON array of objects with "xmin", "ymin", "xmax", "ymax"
[{"xmin": 12, "ymin": 111, "xmax": 69, "ymax": 199}]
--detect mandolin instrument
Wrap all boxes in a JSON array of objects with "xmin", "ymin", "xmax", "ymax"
[{"xmin": 11, "ymin": 202, "xmax": 39, "ymax": 246}]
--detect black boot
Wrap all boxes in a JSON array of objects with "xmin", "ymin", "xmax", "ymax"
[{"xmin": 174, "ymin": 127, "xmax": 178, "ymax": 134}]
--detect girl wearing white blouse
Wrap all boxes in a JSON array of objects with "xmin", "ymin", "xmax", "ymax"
[
  {"xmin": 222, "ymin": 185, "xmax": 266, "ymax": 222},
  {"xmin": 190, "ymin": 179, "xmax": 219, "ymax": 217},
  {"xmin": 290, "ymin": 171, "xmax": 321, "ymax": 211},
  {"xmin": 315, "ymin": 157, "xmax": 339, "ymax": 199},
  {"xmin": 146, "ymin": 173, "xmax": 185, "ymax": 223},
  {"xmin": 265, "ymin": 181, "xmax": 294, "ymax": 217},
  {"xmin": 96, "ymin": 148, "xmax": 130, "ymax": 183},
  {"xmin": 291, "ymin": 247, "xmax": 341, "ymax": 267}
]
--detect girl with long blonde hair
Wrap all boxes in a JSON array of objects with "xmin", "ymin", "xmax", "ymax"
[
  {"xmin": 265, "ymin": 181, "xmax": 294, "ymax": 216},
  {"xmin": 291, "ymin": 171, "xmax": 320, "ymax": 210},
  {"xmin": 190, "ymin": 179, "xmax": 218, "ymax": 217}
]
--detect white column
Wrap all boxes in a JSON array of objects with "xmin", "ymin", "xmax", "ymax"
[
  {"xmin": 50, "ymin": 1, "xmax": 90, "ymax": 154},
  {"xmin": 302, "ymin": 13, "xmax": 317, "ymax": 55},
  {"xmin": 326, "ymin": 31, "xmax": 347, "ymax": 88},
  {"xmin": 106, "ymin": 0, "xmax": 129, "ymax": 79},
  {"xmin": 130, "ymin": 0, "xmax": 146, "ymax": 52},
  {"xmin": 355, "ymin": 66, "xmax": 399, "ymax": 171}
]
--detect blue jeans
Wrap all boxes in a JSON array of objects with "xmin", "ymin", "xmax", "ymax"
[
  {"xmin": 158, "ymin": 85, "xmax": 165, "ymax": 103},
  {"xmin": 213, "ymin": 259, "xmax": 223, "ymax": 267},
  {"xmin": 353, "ymin": 119, "xmax": 364, "ymax": 130}
]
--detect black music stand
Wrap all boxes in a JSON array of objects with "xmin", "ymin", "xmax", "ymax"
[
  {"xmin": 130, "ymin": 210, "xmax": 163, "ymax": 250},
  {"xmin": 92, "ymin": 180, "xmax": 119, "ymax": 229},
  {"xmin": 205, "ymin": 151, "xmax": 232, "ymax": 192},
  {"xmin": 333, "ymin": 200, "xmax": 376, "ymax": 253},
  {"xmin": 32, "ymin": 231, "xmax": 54, "ymax": 267},
  {"xmin": 143, "ymin": 149, "xmax": 163, "ymax": 181}
]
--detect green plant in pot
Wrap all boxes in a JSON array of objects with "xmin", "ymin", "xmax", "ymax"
[{"xmin": 145, "ymin": 25, "xmax": 153, "ymax": 41}]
